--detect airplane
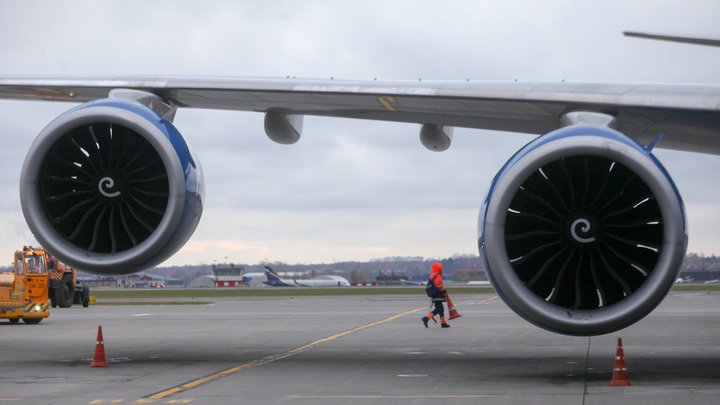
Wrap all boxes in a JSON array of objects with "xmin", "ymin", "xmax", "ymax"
[
  {"xmin": 263, "ymin": 266, "xmax": 350, "ymax": 287},
  {"xmin": 400, "ymin": 279, "xmax": 426, "ymax": 286},
  {"xmin": 0, "ymin": 32, "xmax": 718, "ymax": 336},
  {"xmin": 242, "ymin": 266, "xmax": 303, "ymax": 285}
]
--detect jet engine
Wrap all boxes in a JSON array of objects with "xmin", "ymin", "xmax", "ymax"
[
  {"xmin": 20, "ymin": 98, "xmax": 204, "ymax": 275},
  {"xmin": 479, "ymin": 126, "xmax": 687, "ymax": 335}
]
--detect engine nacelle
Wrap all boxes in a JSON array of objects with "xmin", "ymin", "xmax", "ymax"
[
  {"xmin": 479, "ymin": 126, "xmax": 686, "ymax": 335},
  {"xmin": 20, "ymin": 99, "xmax": 204, "ymax": 275}
]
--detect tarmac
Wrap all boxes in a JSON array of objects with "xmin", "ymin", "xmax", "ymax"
[{"xmin": 0, "ymin": 290, "xmax": 719, "ymax": 404}]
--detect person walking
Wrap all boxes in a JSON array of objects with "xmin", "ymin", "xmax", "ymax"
[{"xmin": 422, "ymin": 262, "xmax": 450, "ymax": 328}]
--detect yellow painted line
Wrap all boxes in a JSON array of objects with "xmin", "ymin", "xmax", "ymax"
[
  {"xmin": 146, "ymin": 295, "xmax": 498, "ymax": 400},
  {"xmin": 148, "ymin": 307, "xmax": 424, "ymax": 399},
  {"xmin": 475, "ymin": 296, "xmax": 499, "ymax": 304},
  {"xmin": 288, "ymin": 395, "xmax": 499, "ymax": 399},
  {"xmin": 378, "ymin": 96, "xmax": 398, "ymax": 111}
]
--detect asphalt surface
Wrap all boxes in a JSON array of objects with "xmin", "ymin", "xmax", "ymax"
[{"xmin": 0, "ymin": 291, "xmax": 719, "ymax": 404}]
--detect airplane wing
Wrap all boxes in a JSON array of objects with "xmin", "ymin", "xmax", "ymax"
[
  {"xmin": 1, "ymin": 76, "xmax": 719, "ymax": 154},
  {"xmin": 293, "ymin": 280, "xmax": 311, "ymax": 287},
  {"xmin": 3, "ymin": 74, "xmax": 719, "ymax": 335}
]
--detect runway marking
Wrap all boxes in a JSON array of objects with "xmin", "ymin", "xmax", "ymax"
[
  {"xmin": 287, "ymin": 395, "xmax": 499, "ymax": 399},
  {"xmin": 88, "ymin": 398, "xmax": 194, "ymax": 403},
  {"xmin": 463, "ymin": 296, "xmax": 499, "ymax": 305},
  {"xmin": 145, "ymin": 307, "xmax": 426, "ymax": 400},
  {"xmin": 145, "ymin": 295, "xmax": 498, "ymax": 400}
]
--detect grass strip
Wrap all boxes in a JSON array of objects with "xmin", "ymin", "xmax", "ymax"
[
  {"xmin": 91, "ymin": 286, "xmax": 496, "ymax": 299},
  {"xmin": 88, "ymin": 284, "xmax": 719, "ymax": 300}
]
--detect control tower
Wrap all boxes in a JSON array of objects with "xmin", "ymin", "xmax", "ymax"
[{"xmin": 212, "ymin": 263, "xmax": 246, "ymax": 287}]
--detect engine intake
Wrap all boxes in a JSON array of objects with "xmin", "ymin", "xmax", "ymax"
[
  {"xmin": 479, "ymin": 126, "xmax": 686, "ymax": 335},
  {"xmin": 20, "ymin": 99, "xmax": 204, "ymax": 275}
]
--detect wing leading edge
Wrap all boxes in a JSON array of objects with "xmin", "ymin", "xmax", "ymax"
[{"xmin": 1, "ymin": 76, "xmax": 719, "ymax": 154}]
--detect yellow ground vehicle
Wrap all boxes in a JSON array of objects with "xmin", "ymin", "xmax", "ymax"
[{"xmin": 0, "ymin": 246, "xmax": 50, "ymax": 324}]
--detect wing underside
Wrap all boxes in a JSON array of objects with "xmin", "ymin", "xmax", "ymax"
[{"xmin": 1, "ymin": 76, "xmax": 719, "ymax": 154}]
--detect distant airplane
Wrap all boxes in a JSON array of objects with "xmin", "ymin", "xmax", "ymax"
[
  {"xmin": 241, "ymin": 272, "xmax": 267, "ymax": 285},
  {"xmin": 241, "ymin": 266, "xmax": 276, "ymax": 285},
  {"xmin": 400, "ymin": 279, "xmax": 425, "ymax": 286},
  {"xmin": 0, "ymin": 31, "xmax": 718, "ymax": 335},
  {"xmin": 467, "ymin": 280, "xmax": 492, "ymax": 286},
  {"xmin": 263, "ymin": 266, "xmax": 350, "ymax": 287}
]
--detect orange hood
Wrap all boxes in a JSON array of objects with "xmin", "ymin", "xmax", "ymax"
[{"xmin": 431, "ymin": 262, "xmax": 443, "ymax": 274}]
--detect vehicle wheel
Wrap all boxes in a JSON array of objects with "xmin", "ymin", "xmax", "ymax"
[
  {"xmin": 49, "ymin": 280, "xmax": 61, "ymax": 308},
  {"xmin": 9, "ymin": 318, "xmax": 19, "ymax": 324},
  {"xmin": 81, "ymin": 286, "xmax": 90, "ymax": 308},
  {"xmin": 55, "ymin": 283, "xmax": 71, "ymax": 308},
  {"xmin": 63, "ymin": 276, "xmax": 76, "ymax": 307},
  {"xmin": 23, "ymin": 318, "xmax": 42, "ymax": 325}
]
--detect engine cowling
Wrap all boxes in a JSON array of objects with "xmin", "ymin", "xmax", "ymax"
[
  {"xmin": 479, "ymin": 126, "xmax": 687, "ymax": 335},
  {"xmin": 20, "ymin": 99, "xmax": 204, "ymax": 275}
]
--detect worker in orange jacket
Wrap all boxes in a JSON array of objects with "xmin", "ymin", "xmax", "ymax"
[{"xmin": 422, "ymin": 262, "xmax": 450, "ymax": 328}]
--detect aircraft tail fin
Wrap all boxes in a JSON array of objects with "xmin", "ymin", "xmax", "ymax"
[{"xmin": 264, "ymin": 267, "xmax": 284, "ymax": 286}]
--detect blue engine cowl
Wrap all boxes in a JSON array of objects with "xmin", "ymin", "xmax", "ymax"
[
  {"xmin": 479, "ymin": 126, "xmax": 686, "ymax": 335},
  {"xmin": 20, "ymin": 99, "xmax": 204, "ymax": 275}
]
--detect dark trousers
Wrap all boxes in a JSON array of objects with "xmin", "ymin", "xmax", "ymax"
[{"xmin": 430, "ymin": 300, "xmax": 445, "ymax": 318}]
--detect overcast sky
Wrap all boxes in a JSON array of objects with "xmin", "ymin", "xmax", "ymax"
[{"xmin": 1, "ymin": 0, "xmax": 719, "ymax": 266}]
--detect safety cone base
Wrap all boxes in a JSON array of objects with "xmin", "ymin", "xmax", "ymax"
[
  {"xmin": 90, "ymin": 349, "xmax": 108, "ymax": 368},
  {"xmin": 609, "ymin": 373, "xmax": 631, "ymax": 386}
]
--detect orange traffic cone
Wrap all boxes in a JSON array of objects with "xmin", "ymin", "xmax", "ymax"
[
  {"xmin": 90, "ymin": 325, "xmax": 108, "ymax": 368},
  {"xmin": 609, "ymin": 337, "xmax": 630, "ymax": 386},
  {"xmin": 446, "ymin": 293, "xmax": 462, "ymax": 320}
]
